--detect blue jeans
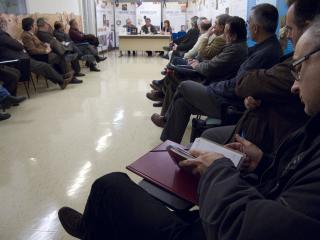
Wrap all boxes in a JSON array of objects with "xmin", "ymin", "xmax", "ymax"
[{"xmin": 0, "ymin": 85, "xmax": 10, "ymax": 103}]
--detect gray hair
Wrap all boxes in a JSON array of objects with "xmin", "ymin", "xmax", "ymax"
[
  {"xmin": 251, "ymin": 3, "xmax": 279, "ymax": 33},
  {"xmin": 199, "ymin": 19, "xmax": 212, "ymax": 32},
  {"xmin": 306, "ymin": 16, "xmax": 320, "ymax": 48},
  {"xmin": 191, "ymin": 16, "xmax": 199, "ymax": 27},
  {"xmin": 36, "ymin": 17, "xmax": 47, "ymax": 27},
  {"xmin": 0, "ymin": 16, "xmax": 8, "ymax": 31}
]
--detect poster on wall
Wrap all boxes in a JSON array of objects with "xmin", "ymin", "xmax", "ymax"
[
  {"xmin": 255, "ymin": 0, "xmax": 277, "ymax": 6},
  {"xmin": 163, "ymin": 2, "xmax": 186, "ymax": 33},
  {"xmin": 229, "ymin": 0, "xmax": 248, "ymax": 20},
  {"xmin": 136, "ymin": 2, "xmax": 161, "ymax": 32},
  {"xmin": 0, "ymin": 0, "xmax": 27, "ymax": 14},
  {"xmin": 114, "ymin": 2, "xmax": 136, "ymax": 47},
  {"xmin": 95, "ymin": 0, "xmax": 115, "ymax": 50}
]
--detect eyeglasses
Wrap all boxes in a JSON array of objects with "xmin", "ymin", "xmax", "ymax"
[{"xmin": 291, "ymin": 47, "xmax": 320, "ymax": 81}]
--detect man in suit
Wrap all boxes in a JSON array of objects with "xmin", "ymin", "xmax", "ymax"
[
  {"xmin": 141, "ymin": 18, "xmax": 158, "ymax": 56},
  {"xmin": 69, "ymin": 19, "xmax": 106, "ymax": 63},
  {"xmin": 0, "ymin": 17, "xmax": 72, "ymax": 90},
  {"xmin": 36, "ymin": 18, "xmax": 83, "ymax": 81},
  {"xmin": 53, "ymin": 21, "xmax": 100, "ymax": 72}
]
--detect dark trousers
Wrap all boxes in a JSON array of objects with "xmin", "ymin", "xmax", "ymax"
[
  {"xmin": 171, "ymin": 56, "xmax": 188, "ymax": 66},
  {"xmin": 0, "ymin": 65, "xmax": 20, "ymax": 96},
  {"xmin": 81, "ymin": 172, "xmax": 206, "ymax": 240},
  {"xmin": 161, "ymin": 80, "xmax": 221, "ymax": 143},
  {"xmin": 30, "ymin": 58, "xmax": 63, "ymax": 84}
]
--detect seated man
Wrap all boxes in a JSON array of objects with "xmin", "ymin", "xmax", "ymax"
[
  {"xmin": 154, "ymin": 3, "xmax": 282, "ymax": 144},
  {"xmin": 148, "ymin": 15, "xmax": 229, "ymax": 109},
  {"xmin": 170, "ymin": 16, "xmax": 200, "ymax": 57},
  {"xmin": 36, "ymin": 17, "xmax": 84, "ymax": 80},
  {"xmin": 68, "ymin": 19, "xmax": 106, "ymax": 62},
  {"xmin": 21, "ymin": 18, "xmax": 73, "ymax": 77},
  {"xmin": 141, "ymin": 17, "xmax": 158, "ymax": 56},
  {"xmin": 0, "ymin": 65, "xmax": 20, "ymax": 96},
  {"xmin": 0, "ymin": 17, "xmax": 73, "ymax": 90},
  {"xmin": 53, "ymin": 21, "xmax": 101, "ymax": 71},
  {"xmin": 120, "ymin": 18, "xmax": 137, "ymax": 56},
  {"xmin": 58, "ymin": 17, "xmax": 320, "ymax": 240},
  {"xmin": 201, "ymin": 0, "xmax": 315, "ymax": 154}
]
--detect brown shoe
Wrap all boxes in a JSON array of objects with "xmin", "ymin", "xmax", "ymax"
[
  {"xmin": 58, "ymin": 207, "xmax": 84, "ymax": 239},
  {"xmin": 146, "ymin": 90, "xmax": 164, "ymax": 102},
  {"xmin": 153, "ymin": 101, "xmax": 163, "ymax": 107},
  {"xmin": 60, "ymin": 76, "xmax": 73, "ymax": 90},
  {"xmin": 151, "ymin": 113, "xmax": 166, "ymax": 128}
]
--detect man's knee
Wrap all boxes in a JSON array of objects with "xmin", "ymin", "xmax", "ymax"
[
  {"xmin": 91, "ymin": 172, "xmax": 130, "ymax": 192},
  {"xmin": 178, "ymin": 80, "xmax": 195, "ymax": 97}
]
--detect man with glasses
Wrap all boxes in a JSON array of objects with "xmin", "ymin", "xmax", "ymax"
[
  {"xmin": 201, "ymin": 0, "xmax": 318, "ymax": 155},
  {"xmin": 58, "ymin": 18, "xmax": 320, "ymax": 239}
]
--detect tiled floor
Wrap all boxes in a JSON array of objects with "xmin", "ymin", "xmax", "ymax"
[{"xmin": 0, "ymin": 51, "xmax": 192, "ymax": 240}]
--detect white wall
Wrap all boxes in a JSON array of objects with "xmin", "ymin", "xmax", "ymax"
[{"xmin": 26, "ymin": 0, "xmax": 82, "ymax": 14}]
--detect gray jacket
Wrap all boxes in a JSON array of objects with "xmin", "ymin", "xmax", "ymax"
[{"xmin": 195, "ymin": 41, "xmax": 248, "ymax": 83}]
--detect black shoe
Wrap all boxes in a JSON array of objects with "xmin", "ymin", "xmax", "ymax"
[
  {"xmin": 152, "ymin": 79, "xmax": 164, "ymax": 88},
  {"xmin": 0, "ymin": 112, "xmax": 11, "ymax": 121},
  {"xmin": 96, "ymin": 56, "xmax": 107, "ymax": 62},
  {"xmin": 90, "ymin": 65, "xmax": 101, "ymax": 72},
  {"xmin": 2, "ymin": 95, "xmax": 26, "ymax": 109},
  {"xmin": 75, "ymin": 72, "xmax": 86, "ymax": 77},
  {"xmin": 127, "ymin": 51, "xmax": 131, "ymax": 56},
  {"xmin": 153, "ymin": 101, "xmax": 163, "ymax": 107},
  {"xmin": 133, "ymin": 51, "xmax": 136, "ymax": 56},
  {"xmin": 70, "ymin": 78, "xmax": 83, "ymax": 84},
  {"xmin": 58, "ymin": 207, "xmax": 84, "ymax": 239}
]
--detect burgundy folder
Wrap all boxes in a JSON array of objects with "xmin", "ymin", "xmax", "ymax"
[{"xmin": 126, "ymin": 140, "xmax": 199, "ymax": 204}]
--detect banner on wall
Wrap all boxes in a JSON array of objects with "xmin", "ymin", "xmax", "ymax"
[
  {"xmin": 136, "ymin": 2, "xmax": 161, "ymax": 32},
  {"xmin": 163, "ymin": 2, "xmax": 187, "ymax": 32},
  {"xmin": 229, "ymin": 0, "xmax": 248, "ymax": 20},
  {"xmin": 256, "ymin": 0, "xmax": 277, "ymax": 6},
  {"xmin": 0, "ymin": 0, "xmax": 27, "ymax": 14},
  {"xmin": 95, "ymin": 0, "xmax": 115, "ymax": 50},
  {"xmin": 114, "ymin": 2, "xmax": 136, "ymax": 47}
]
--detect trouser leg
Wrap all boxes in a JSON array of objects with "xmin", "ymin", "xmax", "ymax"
[
  {"xmin": 71, "ymin": 60, "xmax": 81, "ymax": 74},
  {"xmin": 81, "ymin": 172, "xmax": 205, "ymax": 240},
  {"xmin": 0, "ymin": 65, "xmax": 20, "ymax": 96},
  {"xmin": 201, "ymin": 125, "xmax": 236, "ymax": 144},
  {"xmin": 30, "ymin": 58, "xmax": 63, "ymax": 84},
  {"xmin": 161, "ymin": 81, "xmax": 221, "ymax": 143}
]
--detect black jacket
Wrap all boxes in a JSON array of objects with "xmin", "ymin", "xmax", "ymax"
[
  {"xmin": 0, "ymin": 30, "xmax": 29, "ymax": 60},
  {"xmin": 198, "ymin": 113, "xmax": 320, "ymax": 240},
  {"xmin": 234, "ymin": 55, "xmax": 309, "ymax": 153},
  {"xmin": 53, "ymin": 29, "xmax": 71, "ymax": 42},
  {"xmin": 207, "ymin": 35, "xmax": 282, "ymax": 103},
  {"xmin": 141, "ymin": 24, "xmax": 157, "ymax": 34},
  {"xmin": 174, "ymin": 28, "xmax": 200, "ymax": 52}
]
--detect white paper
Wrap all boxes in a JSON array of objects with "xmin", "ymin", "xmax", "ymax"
[{"xmin": 190, "ymin": 138, "xmax": 244, "ymax": 166}]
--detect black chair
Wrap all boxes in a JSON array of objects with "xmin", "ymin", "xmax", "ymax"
[{"xmin": 190, "ymin": 103, "xmax": 245, "ymax": 142}]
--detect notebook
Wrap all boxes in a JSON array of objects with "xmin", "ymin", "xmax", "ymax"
[{"xmin": 190, "ymin": 137, "xmax": 244, "ymax": 166}]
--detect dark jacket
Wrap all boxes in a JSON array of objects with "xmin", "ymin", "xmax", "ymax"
[
  {"xmin": 198, "ymin": 113, "xmax": 320, "ymax": 240},
  {"xmin": 174, "ymin": 28, "xmax": 200, "ymax": 52},
  {"xmin": 36, "ymin": 30, "xmax": 54, "ymax": 43},
  {"xmin": 207, "ymin": 35, "xmax": 282, "ymax": 102},
  {"xmin": 141, "ymin": 24, "xmax": 157, "ymax": 34},
  {"xmin": 0, "ymin": 30, "xmax": 29, "ymax": 60},
  {"xmin": 234, "ymin": 55, "xmax": 309, "ymax": 153},
  {"xmin": 53, "ymin": 29, "xmax": 71, "ymax": 42},
  {"xmin": 69, "ymin": 27, "xmax": 86, "ymax": 43},
  {"xmin": 194, "ymin": 40, "xmax": 248, "ymax": 82}
]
